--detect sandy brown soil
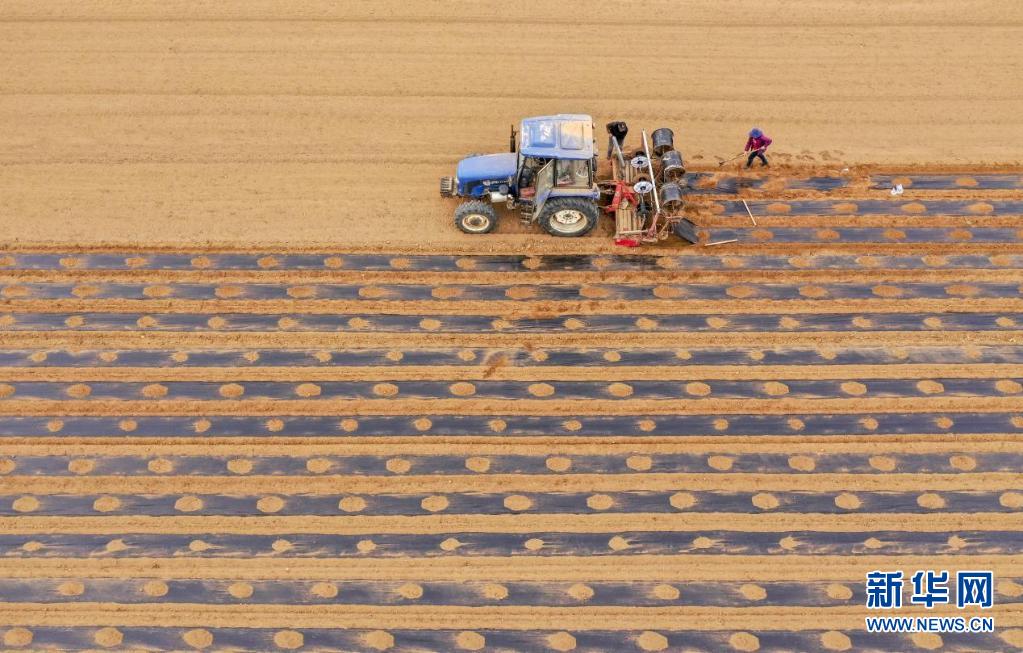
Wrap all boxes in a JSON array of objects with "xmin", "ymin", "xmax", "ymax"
[{"xmin": 1, "ymin": 0, "xmax": 1021, "ymax": 247}]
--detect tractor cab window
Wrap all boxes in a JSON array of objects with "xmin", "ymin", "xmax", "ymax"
[
  {"xmin": 517, "ymin": 156, "xmax": 549, "ymax": 197},
  {"xmin": 556, "ymin": 159, "xmax": 590, "ymax": 188}
]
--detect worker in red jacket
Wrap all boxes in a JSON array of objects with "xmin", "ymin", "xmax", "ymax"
[{"xmin": 745, "ymin": 128, "xmax": 772, "ymax": 168}]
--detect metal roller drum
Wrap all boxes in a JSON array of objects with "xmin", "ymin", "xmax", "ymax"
[
  {"xmin": 660, "ymin": 149, "xmax": 685, "ymax": 181},
  {"xmin": 659, "ymin": 181, "xmax": 685, "ymax": 211},
  {"xmin": 651, "ymin": 128, "xmax": 675, "ymax": 156}
]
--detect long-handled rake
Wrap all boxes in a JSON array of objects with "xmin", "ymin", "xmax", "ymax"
[{"xmin": 717, "ymin": 152, "xmax": 747, "ymax": 167}]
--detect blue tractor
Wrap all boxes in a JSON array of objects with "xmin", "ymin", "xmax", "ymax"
[{"xmin": 440, "ymin": 114, "xmax": 601, "ymax": 237}]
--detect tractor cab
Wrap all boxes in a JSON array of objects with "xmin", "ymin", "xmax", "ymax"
[{"xmin": 441, "ymin": 114, "xmax": 601, "ymax": 236}]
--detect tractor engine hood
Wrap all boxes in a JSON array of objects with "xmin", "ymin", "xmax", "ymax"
[{"xmin": 456, "ymin": 152, "xmax": 517, "ymax": 185}]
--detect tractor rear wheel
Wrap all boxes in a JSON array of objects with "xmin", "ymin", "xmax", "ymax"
[
  {"xmin": 454, "ymin": 200, "xmax": 497, "ymax": 234},
  {"xmin": 538, "ymin": 197, "xmax": 599, "ymax": 237}
]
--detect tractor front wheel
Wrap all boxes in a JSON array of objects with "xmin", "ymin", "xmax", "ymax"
[
  {"xmin": 454, "ymin": 200, "xmax": 497, "ymax": 234},
  {"xmin": 538, "ymin": 197, "xmax": 599, "ymax": 237}
]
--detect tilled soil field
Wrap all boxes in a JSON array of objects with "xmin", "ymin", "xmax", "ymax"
[
  {"xmin": 2, "ymin": 173, "xmax": 1023, "ymax": 651},
  {"xmin": 1, "ymin": 0, "xmax": 1020, "ymax": 246}
]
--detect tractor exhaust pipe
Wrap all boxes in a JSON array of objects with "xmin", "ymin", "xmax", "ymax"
[{"xmin": 509, "ymin": 124, "xmax": 517, "ymax": 153}]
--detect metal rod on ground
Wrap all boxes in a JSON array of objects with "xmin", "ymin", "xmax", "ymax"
[
  {"xmin": 741, "ymin": 199, "xmax": 757, "ymax": 226},
  {"xmin": 641, "ymin": 130, "xmax": 661, "ymax": 215},
  {"xmin": 705, "ymin": 239, "xmax": 738, "ymax": 246},
  {"xmin": 641, "ymin": 129, "xmax": 661, "ymax": 236},
  {"xmin": 612, "ymin": 136, "xmax": 626, "ymax": 171}
]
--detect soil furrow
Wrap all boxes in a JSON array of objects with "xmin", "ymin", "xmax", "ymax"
[
  {"xmin": 2, "ymin": 513, "xmax": 1022, "ymax": 535},
  {"xmin": 3, "ymin": 554, "xmax": 1021, "ymax": 581}
]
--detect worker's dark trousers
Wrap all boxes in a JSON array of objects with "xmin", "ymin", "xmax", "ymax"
[{"xmin": 746, "ymin": 151, "xmax": 768, "ymax": 167}]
